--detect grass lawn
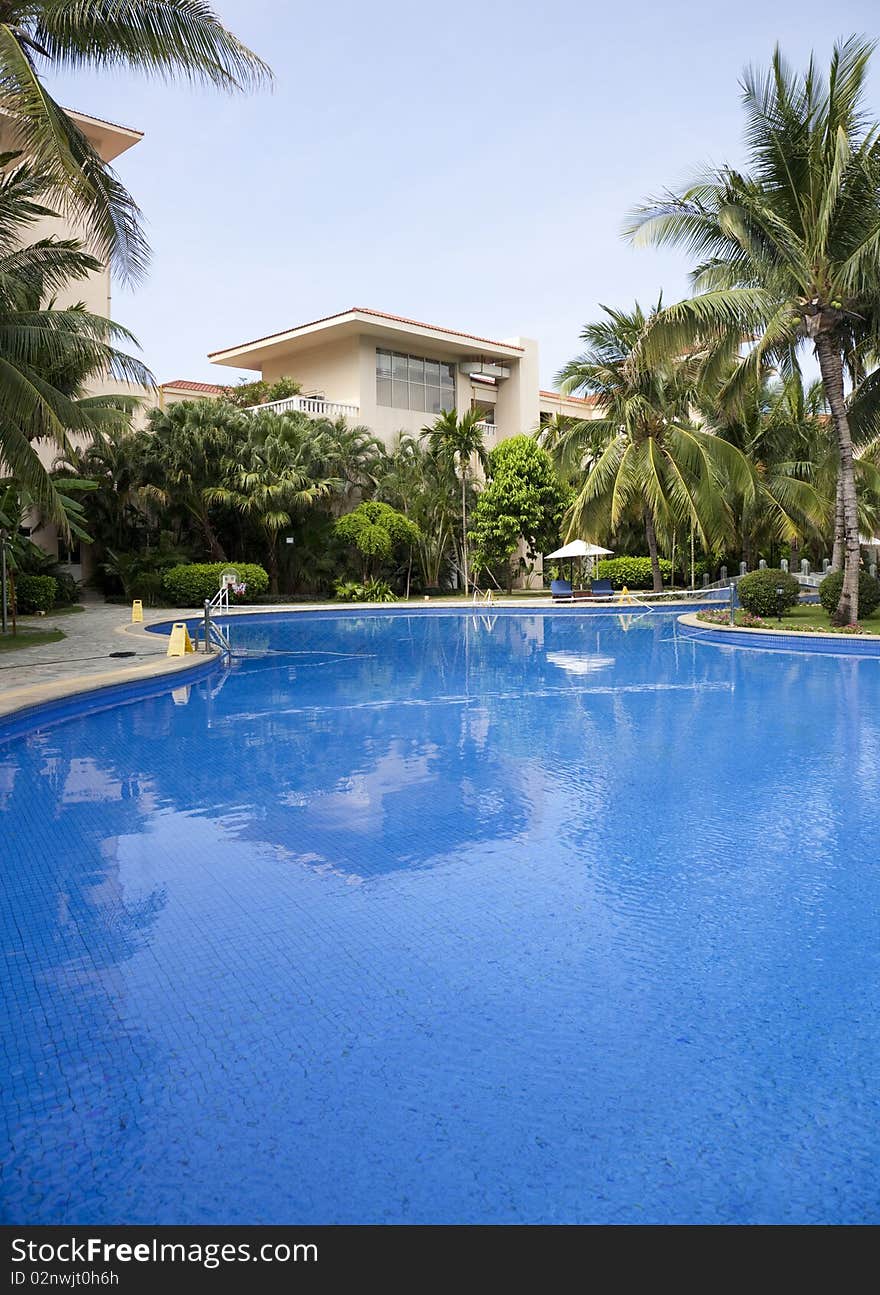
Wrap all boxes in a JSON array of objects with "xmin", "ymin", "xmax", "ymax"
[
  {"xmin": 775, "ymin": 603, "xmax": 880, "ymax": 633},
  {"xmin": 0, "ymin": 629, "xmax": 65, "ymax": 653}
]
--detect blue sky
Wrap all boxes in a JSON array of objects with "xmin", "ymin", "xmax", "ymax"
[{"xmin": 45, "ymin": 0, "xmax": 880, "ymax": 388}]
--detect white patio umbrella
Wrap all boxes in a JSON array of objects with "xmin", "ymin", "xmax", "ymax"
[{"xmin": 545, "ymin": 540, "xmax": 613, "ymax": 586}]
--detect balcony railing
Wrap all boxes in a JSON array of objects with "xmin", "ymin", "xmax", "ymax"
[
  {"xmin": 246, "ymin": 394, "xmax": 360, "ymax": 419},
  {"xmin": 475, "ymin": 420, "xmax": 497, "ymax": 438}
]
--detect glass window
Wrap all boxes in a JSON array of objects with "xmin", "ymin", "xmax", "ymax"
[{"xmin": 376, "ymin": 348, "xmax": 458, "ymax": 411}]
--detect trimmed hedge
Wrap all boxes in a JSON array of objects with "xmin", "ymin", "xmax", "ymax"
[
  {"xmin": 14, "ymin": 574, "xmax": 57, "ymax": 614},
  {"xmin": 594, "ymin": 556, "xmax": 674, "ymax": 589},
  {"xmin": 161, "ymin": 562, "xmax": 269, "ymax": 607},
  {"xmin": 738, "ymin": 568, "xmax": 801, "ymax": 616},
  {"xmin": 819, "ymin": 569, "xmax": 880, "ymax": 619}
]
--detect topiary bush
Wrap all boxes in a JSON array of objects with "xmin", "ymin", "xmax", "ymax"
[
  {"xmin": 14, "ymin": 574, "xmax": 57, "ymax": 614},
  {"xmin": 162, "ymin": 562, "xmax": 269, "ymax": 607},
  {"xmin": 594, "ymin": 556, "xmax": 674, "ymax": 589},
  {"xmin": 819, "ymin": 569, "xmax": 880, "ymax": 620},
  {"xmin": 737, "ymin": 568, "xmax": 801, "ymax": 616}
]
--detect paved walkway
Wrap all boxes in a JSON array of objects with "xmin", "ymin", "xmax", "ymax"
[{"xmin": 0, "ymin": 603, "xmax": 202, "ymax": 720}]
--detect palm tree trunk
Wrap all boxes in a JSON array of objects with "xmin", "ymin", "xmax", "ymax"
[
  {"xmin": 266, "ymin": 536, "xmax": 280, "ymax": 594},
  {"xmin": 816, "ymin": 335, "xmax": 860, "ymax": 623},
  {"xmin": 644, "ymin": 507, "xmax": 663, "ymax": 592},
  {"xmin": 200, "ymin": 511, "xmax": 226, "ymax": 562},
  {"xmin": 831, "ymin": 470, "xmax": 845, "ymax": 571},
  {"xmin": 460, "ymin": 467, "xmax": 469, "ymax": 595}
]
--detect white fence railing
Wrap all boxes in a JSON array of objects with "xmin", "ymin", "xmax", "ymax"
[{"xmin": 246, "ymin": 395, "xmax": 360, "ymax": 419}]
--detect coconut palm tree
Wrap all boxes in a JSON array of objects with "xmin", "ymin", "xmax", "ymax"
[
  {"xmin": 556, "ymin": 303, "xmax": 755, "ymax": 592},
  {"xmin": 0, "ymin": 1, "xmax": 270, "ymax": 283},
  {"xmin": 422, "ymin": 409, "xmax": 488, "ymax": 594},
  {"xmin": 0, "ymin": 154, "xmax": 151, "ymax": 526},
  {"xmin": 706, "ymin": 369, "xmax": 830, "ymax": 567},
  {"xmin": 626, "ymin": 37, "xmax": 880, "ymax": 622}
]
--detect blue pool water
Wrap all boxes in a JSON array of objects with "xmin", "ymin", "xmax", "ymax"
[{"xmin": 2, "ymin": 609, "xmax": 879, "ymax": 1224}]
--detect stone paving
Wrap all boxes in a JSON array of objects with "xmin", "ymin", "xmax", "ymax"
[{"xmin": 0, "ymin": 602, "xmax": 202, "ymax": 719}]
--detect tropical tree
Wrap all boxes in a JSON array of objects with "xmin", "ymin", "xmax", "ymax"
[
  {"xmin": 470, "ymin": 436, "xmax": 569, "ymax": 591},
  {"xmin": 335, "ymin": 500, "xmax": 420, "ymax": 585},
  {"xmin": 0, "ymin": 153, "xmax": 151, "ymax": 527},
  {"xmin": 556, "ymin": 303, "xmax": 755, "ymax": 591},
  {"xmin": 626, "ymin": 37, "xmax": 880, "ymax": 622},
  {"xmin": 705, "ymin": 370, "xmax": 829, "ymax": 567},
  {"xmin": 143, "ymin": 399, "xmax": 247, "ymax": 559},
  {"xmin": 377, "ymin": 433, "xmax": 459, "ymax": 590},
  {"xmin": 56, "ymin": 424, "xmax": 151, "ymax": 552},
  {"xmin": 422, "ymin": 409, "xmax": 488, "ymax": 594},
  {"xmin": 208, "ymin": 417, "xmax": 338, "ymax": 592},
  {"xmin": 311, "ymin": 416, "xmax": 386, "ymax": 513},
  {"xmin": 0, "ymin": 1, "xmax": 270, "ymax": 283}
]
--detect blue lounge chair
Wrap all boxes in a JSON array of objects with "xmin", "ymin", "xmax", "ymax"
[
  {"xmin": 551, "ymin": 578, "xmax": 573, "ymax": 600},
  {"xmin": 589, "ymin": 578, "xmax": 614, "ymax": 597}
]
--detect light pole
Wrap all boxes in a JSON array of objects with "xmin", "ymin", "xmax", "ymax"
[{"xmin": 776, "ymin": 584, "xmax": 785, "ymax": 625}]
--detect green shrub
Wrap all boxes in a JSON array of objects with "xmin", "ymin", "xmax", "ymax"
[
  {"xmin": 14, "ymin": 574, "xmax": 57, "ymax": 614},
  {"xmin": 52, "ymin": 571, "xmax": 81, "ymax": 605},
  {"xmin": 162, "ymin": 562, "xmax": 270, "ymax": 607},
  {"xmin": 594, "ymin": 556, "xmax": 674, "ymax": 589},
  {"xmin": 333, "ymin": 578, "xmax": 396, "ymax": 603},
  {"xmin": 819, "ymin": 569, "xmax": 880, "ymax": 619},
  {"xmin": 738, "ymin": 568, "xmax": 801, "ymax": 616}
]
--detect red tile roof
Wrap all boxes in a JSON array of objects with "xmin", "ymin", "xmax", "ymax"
[
  {"xmin": 161, "ymin": 379, "xmax": 227, "ymax": 394},
  {"xmin": 209, "ymin": 307, "xmax": 525, "ymax": 358}
]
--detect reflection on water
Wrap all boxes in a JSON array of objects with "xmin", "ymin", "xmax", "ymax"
[{"xmin": 1, "ymin": 611, "xmax": 880, "ymax": 1224}]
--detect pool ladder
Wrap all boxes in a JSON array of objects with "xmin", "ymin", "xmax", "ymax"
[{"xmin": 200, "ymin": 600, "xmax": 232, "ymax": 659}]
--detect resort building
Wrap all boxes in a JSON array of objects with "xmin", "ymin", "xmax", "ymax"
[
  {"xmin": 207, "ymin": 307, "xmax": 597, "ymax": 446},
  {"xmin": 0, "ymin": 108, "xmax": 144, "ymax": 327}
]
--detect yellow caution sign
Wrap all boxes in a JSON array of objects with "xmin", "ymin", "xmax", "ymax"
[
  {"xmin": 166, "ymin": 622, "xmax": 195, "ymax": 657},
  {"xmin": 131, "ymin": 599, "xmax": 143, "ymax": 623},
  {"xmin": 616, "ymin": 585, "xmax": 637, "ymax": 604}
]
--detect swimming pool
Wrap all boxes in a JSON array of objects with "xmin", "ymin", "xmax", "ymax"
[{"xmin": 2, "ymin": 608, "xmax": 878, "ymax": 1224}]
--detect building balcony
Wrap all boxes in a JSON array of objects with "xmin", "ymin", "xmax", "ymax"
[{"xmin": 247, "ymin": 394, "xmax": 360, "ymax": 419}]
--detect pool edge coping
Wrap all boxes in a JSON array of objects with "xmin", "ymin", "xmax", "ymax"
[
  {"xmin": 677, "ymin": 611, "xmax": 880, "ymax": 654},
  {"xmin": 0, "ymin": 622, "xmax": 220, "ymax": 723}
]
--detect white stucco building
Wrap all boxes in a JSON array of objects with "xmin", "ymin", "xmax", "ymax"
[{"xmin": 207, "ymin": 306, "xmax": 597, "ymax": 446}]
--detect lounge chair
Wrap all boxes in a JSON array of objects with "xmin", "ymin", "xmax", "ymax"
[
  {"xmin": 551, "ymin": 578, "xmax": 574, "ymax": 600},
  {"xmin": 588, "ymin": 578, "xmax": 614, "ymax": 597}
]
